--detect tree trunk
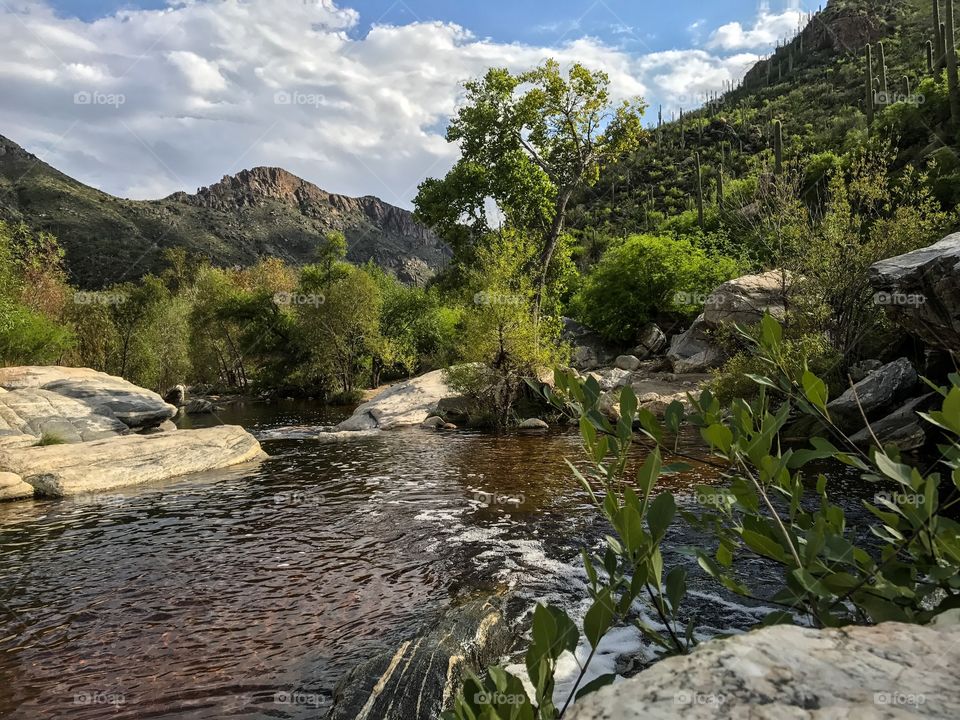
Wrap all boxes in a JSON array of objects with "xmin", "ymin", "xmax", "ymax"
[{"xmin": 534, "ymin": 187, "xmax": 574, "ymax": 316}]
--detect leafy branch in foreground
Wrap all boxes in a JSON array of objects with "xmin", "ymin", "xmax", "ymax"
[{"xmin": 445, "ymin": 315, "xmax": 960, "ymax": 719}]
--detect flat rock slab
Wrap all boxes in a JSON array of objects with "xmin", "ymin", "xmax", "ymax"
[
  {"xmin": 337, "ymin": 369, "xmax": 458, "ymax": 431},
  {"xmin": 0, "ymin": 366, "xmax": 177, "ymax": 429},
  {"xmin": 0, "ymin": 388, "xmax": 129, "ymax": 443},
  {"xmin": 0, "ymin": 425, "xmax": 267, "ymax": 497},
  {"xmin": 566, "ymin": 621, "xmax": 960, "ymax": 719},
  {"xmin": 0, "ymin": 471, "xmax": 33, "ymax": 501}
]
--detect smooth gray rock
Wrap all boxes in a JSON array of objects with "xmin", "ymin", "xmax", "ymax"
[
  {"xmin": 849, "ymin": 393, "xmax": 935, "ymax": 451},
  {"xmin": 0, "ymin": 425, "xmax": 267, "ymax": 497},
  {"xmin": 567, "ymin": 620, "xmax": 960, "ymax": 720},
  {"xmin": 518, "ymin": 418, "xmax": 549, "ymax": 431},
  {"xmin": 615, "ymin": 355, "xmax": 642, "ymax": 371},
  {"xmin": 704, "ymin": 270, "xmax": 793, "ymax": 327},
  {"xmin": 328, "ymin": 594, "xmax": 514, "ymax": 720},
  {"xmin": 420, "ymin": 416, "xmax": 445, "ymax": 429},
  {"xmin": 827, "ymin": 357, "xmax": 918, "ymax": 430},
  {"xmin": 337, "ymin": 370, "xmax": 458, "ymax": 431},
  {"xmin": 563, "ymin": 318, "xmax": 616, "ymax": 370},
  {"xmin": 184, "ymin": 397, "xmax": 219, "ymax": 414},
  {"xmin": 0, "ymin": 389, "xmax": 129, "ymax": 443},
  {"xmin": 869, "ymin": 233, "xmax": 960, "ymax": 352},
  {"xmin": 667, "ymin": 315, "xmax": 725, "ymax": 374}
]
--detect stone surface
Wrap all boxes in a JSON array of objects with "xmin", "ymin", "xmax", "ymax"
[
  {"xmin": 0, "ymin": 425, "xmax": 266, "ymax": 497},
  {"xmin": 827, "ymin": 357, "xmax": 918, "ymax": 430},
  {"xmin": 631, "ymin": 324, "xmax": 667, "ymax": 359},
  {"xmin": 667, "ymin": 315, "xmax": 725, "ymax": 374},
  {"xmin": 615, "ymin": 355, "xmax": 641, "ymax": 371},
  {"xmin": 869, "ymin": 233, "xmax": 960, "ymax": 352},
  {"xmin": 163, "ymin": 384, "xmax": 187, "ymax": 407},
  {"xmin": 337, "ymin": 369, "xmax": 458, "ymax": 431},
  {"xmin": 0, "ymin": 471, "xmax": 33, "ymax": 501},
  {"xmin": 328, "ymin": 594, "xmax": 514, "ymax": 720},
  {"xmin": 563, "ymin": 318, "xmax": 616, "ymax": 371},
  {"xmin": 518, "ymin": 418, "xmax": 549, "ymax": 431},
  {"xmin": 0, "ymin": 366, "xmax": 108, "ymax": 390},
  {"xmin": 0, "ymin": 389, "xmax": 129, "ymax": 443},
  {"xmin": 420, "ymin": 416, "xmax": 445, "ymax": 429},
  {"xmin": 704, "ymin": 270, "xmax": 793, "ymax": 327},
  {"xmin": 849, "ymin": 393, "xmax": 935, "ymax": 451},
  {"xmin": 567, "ymin": 620, "xmax": 960, "ymax": 720},
  {"xmin": 184, "ymin": 397, "xmax": 218, "ymax": 414}
]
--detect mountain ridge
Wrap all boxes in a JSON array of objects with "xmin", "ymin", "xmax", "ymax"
[{"xmin": 0, "ymin": 134, "xmax": 450, "ymax": 288}]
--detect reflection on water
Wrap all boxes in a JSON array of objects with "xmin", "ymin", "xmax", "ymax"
[{"xmin": 0, "ymin": 400, "xmax": 867, "ymax": 719}]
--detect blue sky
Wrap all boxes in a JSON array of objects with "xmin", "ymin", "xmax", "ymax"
[{"xmin": 4, "ymin": 0, "xmax": 811, "ymax": 203}]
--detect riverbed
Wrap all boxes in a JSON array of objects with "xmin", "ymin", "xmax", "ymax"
[{"xmin": 0, "ymin": 400, "xmax": 870, "ymax": 719}]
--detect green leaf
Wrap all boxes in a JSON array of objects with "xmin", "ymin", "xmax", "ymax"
[
  {"xmin": 665, "ymin": 567, "xmax": 687, "ymax": 614},
  {"xmin": 583, "ymin": 591, "xmax": 615, "ymax": 649},
  {"xmin": 741, "ymin": 529, "xmax": 789, "ymax": 562},
  {"xmin": 701, "ymin": 423, "xmax": 733, "ymax": 454},
  {"xmin": 648, "ymin": 492, "xmax": 676, "ymax": 541},
  {"xmin": 759, "ymin": 313, "xmax": 783, "ymax": 351},
  {"xmin": 619, "ymin": 385, "xmax": 638, "ymax": 423},
  {"xmin": 801, "ymin": 369, "xmax": 829, "ymax": 414}
]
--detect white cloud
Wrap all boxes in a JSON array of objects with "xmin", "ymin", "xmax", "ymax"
[
  {"xmin": 0, "ymin": 1, "xmax": 792, "ymax": 207},
  {"xmin": 708, "ymin": 10, "xmax": 806, "ymax": 51}
]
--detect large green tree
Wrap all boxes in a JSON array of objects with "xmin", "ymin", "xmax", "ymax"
[{"xmin": 415, "ymin": 59, "xmax": 646, "ymax": 310}]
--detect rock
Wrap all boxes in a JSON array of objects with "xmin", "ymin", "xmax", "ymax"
[
  {"xmin": 567, "ymin": 620, "xmax": 960, "ymax": 719},
  {"xmin": 631, "ymin": 324, "xmax": 667, "ymax": 359},
  {"xmin": 615, "ymin": 355, "xmax": 642, "ymax": 371},
  {"xmin": 328, "ymin": 594, "xmax": 514, "ymax": 720},
  {"xmin": 570, "ymin": 345, "xmax": 601, "ymax": 371},
  {"xmin": 163, "ymin": 384, "xmax": 187, "ymax": 407},
  {"xmin": 849, "ymin": 359, "xmax": 882, "ymax": 383},
  {"xmin": 518, "ymin": 418, "xmax": 549, "ymax": 431},
  {"xmin": 869, "ymin": 233, "xmax": 960, "ymax": 352},
  {"xmin": 589, "ymin": 367, "xmax": 634, "ymax": 391},
  {"xmin": 440, "ymin": 423, "xmax": 458, "ymax": 430},
  {"xmin": 704, "ymin": 270, "xmax": 793, "ymax": 327},
  {"xmin": 667, "ymin": 315, "xmax": 725, "ymax": 374},
  {"xmin": 184, "ymin": 397, "xmax": 218, "ymax": 414},
  {"xmin": 563, "ymin": 318, "xmax": 616, "ymax": 370},
  {"xmin": 849, "ymin": 393, "xmax": 935, "ymax": 451},
  {"xmin": 598, "ymin": 390, "xmax": 621, "ymax": 422},
  {"xmin": 0, "ymin": 426, "xmax": 266, "ymax": 497},
  {"xmin": 0, "ymin": 389, "xmax": 129, "ymax": 443},
  {"xmin": 337, "ymin": 370, "xmax": 459, "ymax": 431},
  {"xmin": 0, "ymin": 471, "xmax": 33, "ymax": 501},
  {"xmin": 139, "ymin": 419, "xmax": 178, "ymax": 435},
  {"xmin": 827, "ymin": 357, "xmax": 918, "ymax": 431},
  {"xmin": 420, "ymin": 416, "xmax": 445, "ymax": 429},
  {"xmin": 0, "ymin": 367, "xmax": 178, "ymax": 430}
]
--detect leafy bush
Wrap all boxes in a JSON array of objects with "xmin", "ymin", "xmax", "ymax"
[{"xmin": 571, "ymin": 234, "xmax": 740, "ymax": 343}]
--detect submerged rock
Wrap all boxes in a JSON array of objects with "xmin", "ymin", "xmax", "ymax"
[
  {"xmin": 328, "ymin": 594, "xmax": 514, "ymax": 720},
  {"xmin": 0, "ymin": 425, "xmax": 266, "ymax": 497},
  {"xmin": 337, "ymin": 369, "xmax": 460, "ymax": 431},
  {"xmin": 567, "ymin": 620, "xmax": 960, "ymax": 719},
  {"xmin": 518, "ymin": 418, "xmax": 549, "ymax": 431}
]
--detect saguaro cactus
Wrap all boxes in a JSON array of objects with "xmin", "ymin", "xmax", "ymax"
[
  {"xmin": 774, "ymin": 120, "xmax": 784, "ymax": 174},
  {"xmin": 865, "ymin": 44, "xmax": 875, "ymax": 125},
  {"xmin": 695, "ymin": 152, "xmax": 704, "ymax": 228},
  {"xmin": 928, "ymin": 39, "xmax": 936, "ymax": 74},
  {"xmin": 947, "ymin": 0, "xmax": 960, "ymax": 124},
  {"xmin": 717, "ymin": 164, "xmax": 725, "ymax": 210},
  {"xmin": 878, "ymin": 42, "xmax": 889, "ymax": 98},
  {"xmin": 935, "ymin": 0, "xmax": 944, "ymax": 61}
]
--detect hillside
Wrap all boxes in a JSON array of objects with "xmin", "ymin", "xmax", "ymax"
[
  {"xmin": 571, "ymin": 0, "xmax": 944, "ymax": 236},
  {"xmin": 0, "ymin": 135, "xmax": 450, "ymax": 288}
]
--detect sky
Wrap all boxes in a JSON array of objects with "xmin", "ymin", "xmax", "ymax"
[{"xmin": 0, "ymin": 0, "xmax": 812, "ymax": 207}]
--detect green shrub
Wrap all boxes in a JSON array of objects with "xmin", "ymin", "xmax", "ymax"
[{"xmin": 571, "ymin": 234, "xmax": 740, "ymax": 343}]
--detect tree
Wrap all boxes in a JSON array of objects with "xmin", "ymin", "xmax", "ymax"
[
  {"xmin": 415, "ymin": 60, "xmax": 645, "ymax": 313},
  {"xmin": 316, "ymin": 230, "xmax": 349, "ymax": 289}
]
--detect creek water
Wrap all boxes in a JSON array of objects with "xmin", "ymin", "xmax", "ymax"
[{"xmin": 0, "ymin": 400, "xmax": 870, "ymax": 719}]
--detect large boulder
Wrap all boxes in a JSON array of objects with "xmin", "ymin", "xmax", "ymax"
[
  {"xmin": 827, "ymin": 357, "xmax": 918, "ymax": 430},
  {"xmin": 849, "ymin": 393, "xmax": 935, "ymax": 451},
  {"xmin": 0, "ymin": 366, "xmax": 177, "ymax": 430},
  {"xmin": 703, "ymin": 270, "xmax": 793, "ymax": 327},
  {"xmin": 0, "ymin": 471, "xmax": 33, "ymax": 501},
  {"xmin": 0, "ymin": 389, "xmax": 129, "ymax": 443},
  {"xmin": 563, "ymin": 318, "xmax": 616, "ymax": 371},
  {"xmin": 631, "ymin": 323, "xmax": 667, "ymax": 359},
  {"xmin": 567, "ymin": 620, "xmax": 960, "ymax": 719},
  {"xmin": 0, "ymin": 425, "xmax": 266, "ymax": 497},
  {"xmin": 336, "ymin": 370, "xmax": 458, "ymax": 431},
  {"xmin": 869, "ymin": 233, "xmax": 960, "ymax": 352},
  {"xmin": 667, "ymin": 315, "xmax": 725, "ymax": 374}
]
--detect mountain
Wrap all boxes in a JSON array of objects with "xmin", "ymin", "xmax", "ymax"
[{"xmin": 0, "ymin": 134, "xmax": 451, "ymax": 288}]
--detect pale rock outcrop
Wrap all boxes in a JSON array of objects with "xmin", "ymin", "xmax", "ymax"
[
  {"xmin": 0, "ymin": 389, "xmax": 129, "ymax": 443},
  {"xmin": 704, "ymin": 270, "xmax": 793, "ymax": 327},
  {"xmin": 337, "ymin": 370, "xmax": 458, "ymax": 431},
  {"xmin": 0, "ymin": 425, "xmax": 266, "ymax": 497},
  {"xmin": 567, "ymin": 620, "xmax": 960, "ymax": 719},
  {"xmin": 869, "ymin": 233, "xmax": 960, "ymax": 352},
  {"xmin": 0, "ymin": 471, "xmax": 33, "ymax": 501}
]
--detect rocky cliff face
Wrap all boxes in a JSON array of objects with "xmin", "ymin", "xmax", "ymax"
[{"xmin": 0, "ymin": 134, "xmax": 450, "ymax": 287}]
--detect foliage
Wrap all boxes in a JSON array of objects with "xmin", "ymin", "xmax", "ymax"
[{"xmin": 571, "ymin": 234, "xmax": 740, "ymax": 344}]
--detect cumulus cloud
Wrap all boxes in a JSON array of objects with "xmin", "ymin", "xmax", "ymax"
[
  {"xmin": 708, "ymin": 10, "xmax": 806, "ymax": 51},
  {"xmin": 0, "ymin": 0, "xmax": 789, "ymax": 207}
]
